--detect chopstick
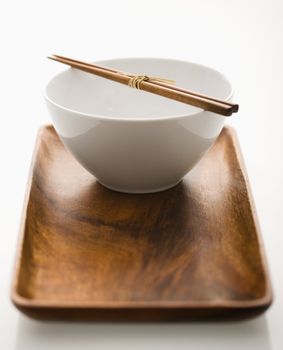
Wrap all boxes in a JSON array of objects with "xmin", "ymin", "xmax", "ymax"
[
  {"xmin": 48, "ymin": 55, "xmax": 239, "ymax": 116},
  {"xmin": 53, "ymin": 54, "xmax": 237, "ymax": 110}
]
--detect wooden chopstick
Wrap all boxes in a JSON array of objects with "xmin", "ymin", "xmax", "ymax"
[
  {"xmin": 49, "ymin": 55, "xmax": 236, "ymax": 116},
  {"xmin": 53, "ymin": 54, "xmax": 237, "ymax": 111},
  {"xmin": 48, "ymin": 55, "xmax": 238, "ymax": 116}
]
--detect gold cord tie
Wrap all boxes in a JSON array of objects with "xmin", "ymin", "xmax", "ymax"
[
  {"xmin": 128, "ymin": 75, "xmax": 149, "ymax": 89},
  {"xmin": 127, "ymin": 74, "xmax": 175, "ymax": 90}
]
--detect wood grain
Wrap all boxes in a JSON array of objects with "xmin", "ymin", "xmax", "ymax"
[{"xmin": 11, "ymin": 125, "xmax": 272, "ymax": 321}]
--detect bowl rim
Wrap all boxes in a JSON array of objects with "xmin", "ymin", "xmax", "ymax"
[{"xmin": 44, "ymin": 57, "xmax": 234, "ymax": 122}]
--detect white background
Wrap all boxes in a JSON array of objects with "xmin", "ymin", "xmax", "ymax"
[{"xmin": 0, "ymin": 0, "xmax": 282, "ymax": 349}]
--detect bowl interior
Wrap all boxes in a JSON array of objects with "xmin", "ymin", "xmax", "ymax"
[{"xmin": 45, "ymin": 58, "xmax": 232, "ymax": 119}]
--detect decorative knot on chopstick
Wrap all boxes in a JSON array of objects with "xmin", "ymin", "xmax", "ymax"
[
  {"xmin": 128, "ymin": 75, "xmax": 149, "ymax": 89},
  {"xmin": 128, "ymin": 75, "xmax": 175, "ymax": 90}
]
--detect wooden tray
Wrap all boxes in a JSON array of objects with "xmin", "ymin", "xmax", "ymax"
[{"xmin": 11, "ymin": 125, "xmax": 272, "ymax": 321}]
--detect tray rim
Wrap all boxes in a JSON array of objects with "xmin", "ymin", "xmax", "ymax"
[{"xmin": 11, "ymin": 125, "xmax": 273, "ymax": 312}]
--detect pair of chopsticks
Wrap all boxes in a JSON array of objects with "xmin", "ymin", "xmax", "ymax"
[{"xmin": 48, "ymin": 54, "xmax": 238, "ymax": 116}]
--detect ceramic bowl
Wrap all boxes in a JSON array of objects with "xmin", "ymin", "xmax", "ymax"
[{"xmin": 45, "ymin": 58, "xmax": 233, "ymax": 193}]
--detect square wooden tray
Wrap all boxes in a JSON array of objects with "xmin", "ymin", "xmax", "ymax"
[{"xmin": 11, "ymin": 125, "xmax": 272, "ymax": 321}]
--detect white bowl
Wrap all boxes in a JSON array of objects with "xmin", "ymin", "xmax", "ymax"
[{"xmin": 45, "ymin": 58, "xmax": 233, "ymax": 193}]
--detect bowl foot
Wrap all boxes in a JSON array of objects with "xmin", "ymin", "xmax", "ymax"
[{"xmin": 97, "ymin": 179, "xmax": 182, "ymax": 194}]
